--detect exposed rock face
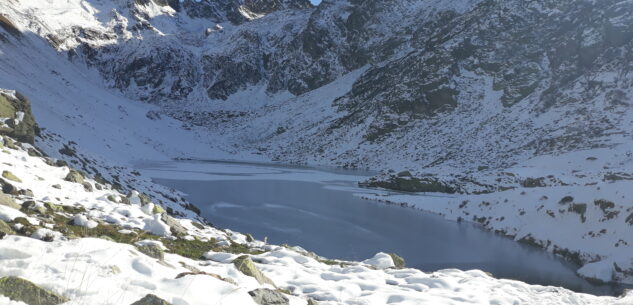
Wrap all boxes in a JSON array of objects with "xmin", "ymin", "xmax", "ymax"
[
  {"xmin": 0, "ymin": 276, "xmax": 68, "ymax": 305},
  {"xmin": 0, "ymin": 91, "xmax": 37, "ymax": 144}
]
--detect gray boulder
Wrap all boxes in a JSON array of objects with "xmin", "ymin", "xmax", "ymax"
[
  {"xmin": 233, "ymin": 255, "xmax": 275, "ymax": 286},
  {"xmin": 1, "ymin": 171, "xmax": 21, "ymax": 183},
  {"xmin": 136, "ymin": 244, "xmax": 164, "ymax": 261},
  {"xmin": 248, "ymin": 289, "xmax": 289, "ymax": 305},
  {"xmin": 0, "ymin": 193, "xmax": 20, "ymax": 210},
  {"xmin": 0, "ymin": 92, "xmax": 38, "ymax": 144},
  {"xmin": 0, "ymin": 178, "xmax": 18, "ymax": 195},
  {"xmin": 64, "ymin": 170, "xmax": 84, "ymax": 184},
  {"xmin": 130, "ymin": 294, "xmax": 171, "ymax": 305},
  {"xmin": 0, "ymin": 276, "xmax": 68, "ymax": 305},
  {"xmin": 160, "ymin": 213, "xmax": 187, "ymax": 237},
  {"xmin": 0, "ymin": 219, "xmax": 14, "ymax": 238}
]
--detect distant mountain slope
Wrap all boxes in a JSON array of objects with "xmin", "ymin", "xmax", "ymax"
[{"xmin": 5, "ymin": 0, "xmax": 629, "ymax": 173}]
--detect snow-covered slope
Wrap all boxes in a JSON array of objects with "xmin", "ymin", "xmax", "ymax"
[{"xmin": 0, "ymin": 131, "xmax": 631, "ymax": 305}]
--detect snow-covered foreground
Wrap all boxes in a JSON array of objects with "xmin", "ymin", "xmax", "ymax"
[{"xmin": 1, "ymin": 141, "xmax": 632, "ymax": 305}]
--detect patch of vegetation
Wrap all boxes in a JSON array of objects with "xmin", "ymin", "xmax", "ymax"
[
  {"xmin": 594, "ymin": 199, "xmax": 615, "ymax": 212},
  {"xmin": 558, "ymin": 196, "xmax": 574, "ymax": 204},
  {"xmin": 161, "ymin": 238, "xmax": 217, "ymax": 259},
  {"xmin": 520, "ymin": 177, "xmax": 545, "ymax": 188},
  {"xmin": 567, "ymin": 203, "xmax": 587, "ymax": 223}
]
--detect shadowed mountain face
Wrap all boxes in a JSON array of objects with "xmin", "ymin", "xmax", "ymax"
[{"xmin": 4, "ymin": 0, "xmax": 633, "ymax": 170}]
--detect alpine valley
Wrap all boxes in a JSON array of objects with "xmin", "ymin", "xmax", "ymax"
[{"xmin": 0, "ymin": 0, "xmax": 633, "ymax": 304}]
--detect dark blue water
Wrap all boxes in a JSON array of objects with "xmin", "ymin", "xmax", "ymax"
[{"xmin": 146, "ymin": 161, "xmax": 626, "ymax": 296}]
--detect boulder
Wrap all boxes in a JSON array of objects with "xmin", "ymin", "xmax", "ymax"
[
  {"xmin": 21, "ymin": 200, "xmax": 47, "ymax": 214},
  {"xmin": 1, "ymin": 170, "xmax": 21, "ymax": 183},
  {"xmin": 0, "ymin": 92, "xmax": 38, "ymax": 144},
  {"xmin": 160, "ymin": 213, "xmax": 187, "ymax": 237},
  {"xmin": 233, "ymin": 255, "xmax": 275, "ymax": 286},
  {"xmin": 64, "ymin": 170, "xmax": 84, "ymax": 184},
  {"xmin": 0, "ymin": 276, "xmax": 68, "ymax": 305},
  {"xmin": 152, "ymin": 204, "xmax": 166, "ymax": 214},
  {"xmin": 0, "ymin": 193, "xmax": 20, "ymax": 210},
  {"xmin": 0, "ymin": 219, "xmax": 15, "ymax": 238},
  {"xmin": 136, "ymin": 244, "xmax": 164, "ymax": 260},
  {"xmin": 388, "ymin": 253, "xmax": 406, "ymax": 269},
  {"xmin": 248, "ymin": 289, "xmax": 289, "ymax": 305},
  {"xmin": 2, "ymin": 136, "xmax": 17, "ymax": 149},
  {"xmin": 82, "ymin": 181, "xmax": 93, "ymax": 192},
  {"xmin": 130, "ymin": 294, "xmax": 171, "ymax": 305},
  {"xmin": 0, "ymin": 178, "xmax": 18, "ymax": 195},
  {"xmin": 18, "ymin": 189, "xmax": 34, "ymax": 197}
]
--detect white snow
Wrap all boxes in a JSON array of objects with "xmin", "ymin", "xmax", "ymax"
[
  {"xmin": 362, "ymin": 252, "xmax": 395, "ymax": 270},
  {"xmin": 142, "ymin": 214, "xmax": 171, "ymax": 236},
  {"xmin": 72, "ymin": 214, "xmax": 98, "ymax": 229}
]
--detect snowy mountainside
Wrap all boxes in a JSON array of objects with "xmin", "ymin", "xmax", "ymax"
[{"xmin": 4, "ymin": 0, "xmax": 633, "ymax": 171}]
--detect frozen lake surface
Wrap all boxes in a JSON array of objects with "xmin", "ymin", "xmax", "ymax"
[{"xmin": 138, "ymin": 159, "xmax": 626, "ymax": 296}]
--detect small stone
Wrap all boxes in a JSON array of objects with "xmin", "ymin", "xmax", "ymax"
[
  {"xmin": 52, "ymin": 184, "xmax": 61, "ymax": 189},
  {"xmin": 152, "ymin": 204, "xmax": 166, "ymax": 214},
  {"xmin": 21, "ymin": 200, "xmax": 47, "ymax": 214},
  {"xmin": 130, "ymin": 294, "xmax": 171, "ymax": 305},
  {"xmin": 248, "ymin": 289, "xmax": 289, "ymax": 305},
  {"xmin": 43, "ymin": 202, "xmax": 64, "ymax": 213},
  {"xmin": 2, "ymin": 137, "xmax": 17, "ymax": 149},
  {"xmin": 27, "ymin": 148, "xmax": 42, "ymax": 157},
  {"xmin": 0, "ymin": 276, "xmax": 68, "ymax": 305},
  {"xmin": 82, "ymin": 181, "xmax": 93, "ymax": 192},
  {"xmin": 191, "ymin": 222, "xmax": 205, "ymax": 230},
  {"xmin": 175, "ymin": 271, "xmax": 237, "ymax": 285},
  {"xmin": 18, "ymin": 189, "xmax": 34, "ymax": 197},
  {"xmin": 1, "ymin": 171, "xmax": 21, "ymax": 183}
]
